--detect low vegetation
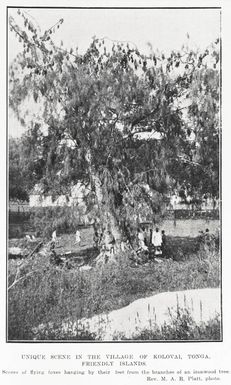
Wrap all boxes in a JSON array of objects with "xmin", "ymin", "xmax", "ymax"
[
  {"xmin": 23, "ymin": 308, "xmax": 221, "ymax": 341},
  {"xmin": 114, "ymin": 310, "xmax": 221, "ymax": 341},
  {"xmin": 8, "ymin": 235, "xmax": 220, "ymax": 340}
]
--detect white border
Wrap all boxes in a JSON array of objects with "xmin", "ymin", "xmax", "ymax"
[{"xmin": 1, "ymin": 1, "xmax": 231, "ymax": 384}]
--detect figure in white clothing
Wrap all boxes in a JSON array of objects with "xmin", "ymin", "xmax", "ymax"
[
  {"xmin": 75, "ymin": 229, "xmax": 81, "ymax": 245},
  {"xmin": 51, "ymin": 230, "xmax": 57, "ymax": 248},
  {"xmin": 52, "ymin": 230, "xmax": 57, "ymax": 243},
  {"xmin": 152, "ymin": 227, "xmax": 162, "ymax": 256},
  {"xmin": 138, "ymin": 228, "xmax": 148, "ymax": 251}
]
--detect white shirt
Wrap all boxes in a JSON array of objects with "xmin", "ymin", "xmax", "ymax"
[
  {"xmin": 76, "ymin": 230, "xmax": 81, "ymax": 242},
  {"xmin": 152, "ymin": 231, "xmax": 162, "ymax": 247},
  {"xmin": 138, "ymin": 231, "xmax": 145, "ymax": 242}
]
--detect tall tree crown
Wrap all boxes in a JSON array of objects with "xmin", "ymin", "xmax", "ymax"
[{"xmin": 9, "ymin": 10, "xmax": 220, "ymax": 214}]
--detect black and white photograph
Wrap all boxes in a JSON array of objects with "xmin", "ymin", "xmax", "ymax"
[{"xmin": 7, "ymin": 6, "xmax": 221, "ymax": 342}]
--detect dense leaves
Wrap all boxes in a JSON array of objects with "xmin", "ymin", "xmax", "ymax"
[
  {"xmin": 9, "ymin": 138, "xmax": 29, "ymax": 201},
  {"xmin": 9, "ymin": 10, "xmax": 220, "ymax": 244}
]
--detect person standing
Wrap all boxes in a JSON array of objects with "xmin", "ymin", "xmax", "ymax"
[
  {"xmin": 138, "ymin": 227, "xmax": 148, "ymax": 251},
  {"xmin": 104, "ymin": 229, "xmax": 115, "ymax": 255},
  {"xmin": 204, "ymin": 228, "xmax": 212, "ymax": 247},
  {"xmin": 51, "ymin": 229, "xmax": 57, "ymax": 250},
  {"xmin": 52, "ymin": 229, "xmax": 57, "ymax": 243},
  {"xmin": 93, "ymin": 230, "xmax": 99, "ymax": 248},
  {"xmin": 152, "ymin": 227, "xmax": 162, "ymax": 257},
  {"xmin": 161, "ymin": 230, "xmax": 167, "ymax": 258},
  {"xmin": 75, "ymin": 229, "xmax": 81, "ymax": 245}
]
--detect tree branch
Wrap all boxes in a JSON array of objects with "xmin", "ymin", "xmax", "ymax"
[
  {"xmin": 8, "ymin": 241, "xmax": 43, "ymax": 290},
  {"xmin": 8, "ymin": 269, "xmax": 41, "ymax": 290},
  {"xmin": 130, "ymin": 103, "xmax": 161, "ymax": 129}
]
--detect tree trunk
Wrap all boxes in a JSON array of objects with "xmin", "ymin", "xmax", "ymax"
[
  {"xmin": 85, "ymin": 147, "xmax": 131, "ymax": 263},
  {"xmin": 91, "ymin": 172, "xmax": 126, "ymax": 263}
]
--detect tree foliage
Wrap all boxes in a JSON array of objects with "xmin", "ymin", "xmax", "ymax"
[
  {"xmin": 9, "ymin": 138, "xmax": 29, "ymax": 201},
  {"xmin": 9, "ymin": 10, "xmax": 220, "ymax": 249}
]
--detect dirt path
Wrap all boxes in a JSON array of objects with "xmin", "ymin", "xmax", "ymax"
[{"xmin": 64, "ymin": 288, "xmax": 221, "ymax": 340}]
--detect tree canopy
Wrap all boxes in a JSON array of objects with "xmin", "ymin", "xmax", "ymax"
[{"xmin": 9, "ymin": 10, "xmax": 220, "ymax": 251}]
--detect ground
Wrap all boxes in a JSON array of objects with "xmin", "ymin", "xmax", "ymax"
[
  {"xmin": 8, "ymin": 224, "xmax": 220, "ymax": 340},
  {"xmin": 72, "ymin": 288, "xmax": 221, "ymax": 340}
]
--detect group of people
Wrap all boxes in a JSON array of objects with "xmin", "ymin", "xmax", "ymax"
[
  {"xmin": 50, "ymin": 225, "xmax": 167, "ymax": 261},
  {"xmin": 138, "ymin": 226, "xmax": 167, "ymax": 259}
]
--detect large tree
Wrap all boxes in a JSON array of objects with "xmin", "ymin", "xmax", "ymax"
[{"xmin": 9, "ymin": 11, "xmax": 220, "ymax": 255}]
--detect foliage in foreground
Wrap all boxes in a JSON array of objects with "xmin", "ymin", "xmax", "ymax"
[
  {"xmin": 8, "ymin": 237, "xmax": 220, "ymax": 340},
  {"xmin": 13, "ymin": 307, "xmax": 221, "ymax": 342},
  {"xmin": 114, "ymin": 310, "xmax": 221, "ymax": 341}
]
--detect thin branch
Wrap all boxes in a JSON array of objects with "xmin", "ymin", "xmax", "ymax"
[
  {"xmin": 55, "ymin": 45, "xmax": 79, "ymax": 60},
  {"xmin": 130, "ymin": 103, "xmax": 161, "ymax": 129},
  {"xmin": 9, "ymin": 21, "xmax": 28, "ymax": 44},
  {"xmin": 8, "ymin": 241, "xmax": 43, "ymax": 291},
  {"xmin": 98, "ymin": 36, "xmax": 138, "ymax": 50},
  {"xmin": 41, "ymin": 19, "xmax": 63, "ymax": 39},
  {"xmin": 177, "ymin": 155, "xmax": 202, "ymax": 168},
  {"xmin": 22, "ymin": 10, "xmax": 41, "ymax": 32},
  {"xmin": 8, "ymin": 269, "xmax": 40, "ymax": 290},
  {"xmin": 27, "ymin": 241, "xmax": 43, "ymax": 259}
]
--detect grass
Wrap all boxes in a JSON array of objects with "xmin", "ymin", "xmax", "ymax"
[
  {"xmin": 27, "ymin": 308, "xmax": 221, "ymax": 341},
  {"xmin": 8, "ymin": 235, "xmax": 220, "ymax": 340},
  {"xmin": 113, "ymin": 309, "xmax": 221, "ymax": 341}
]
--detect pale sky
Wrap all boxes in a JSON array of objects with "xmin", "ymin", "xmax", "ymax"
[{"xmin": 8, "ymin": 7, "xmax": 221, "ymax": 137}]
